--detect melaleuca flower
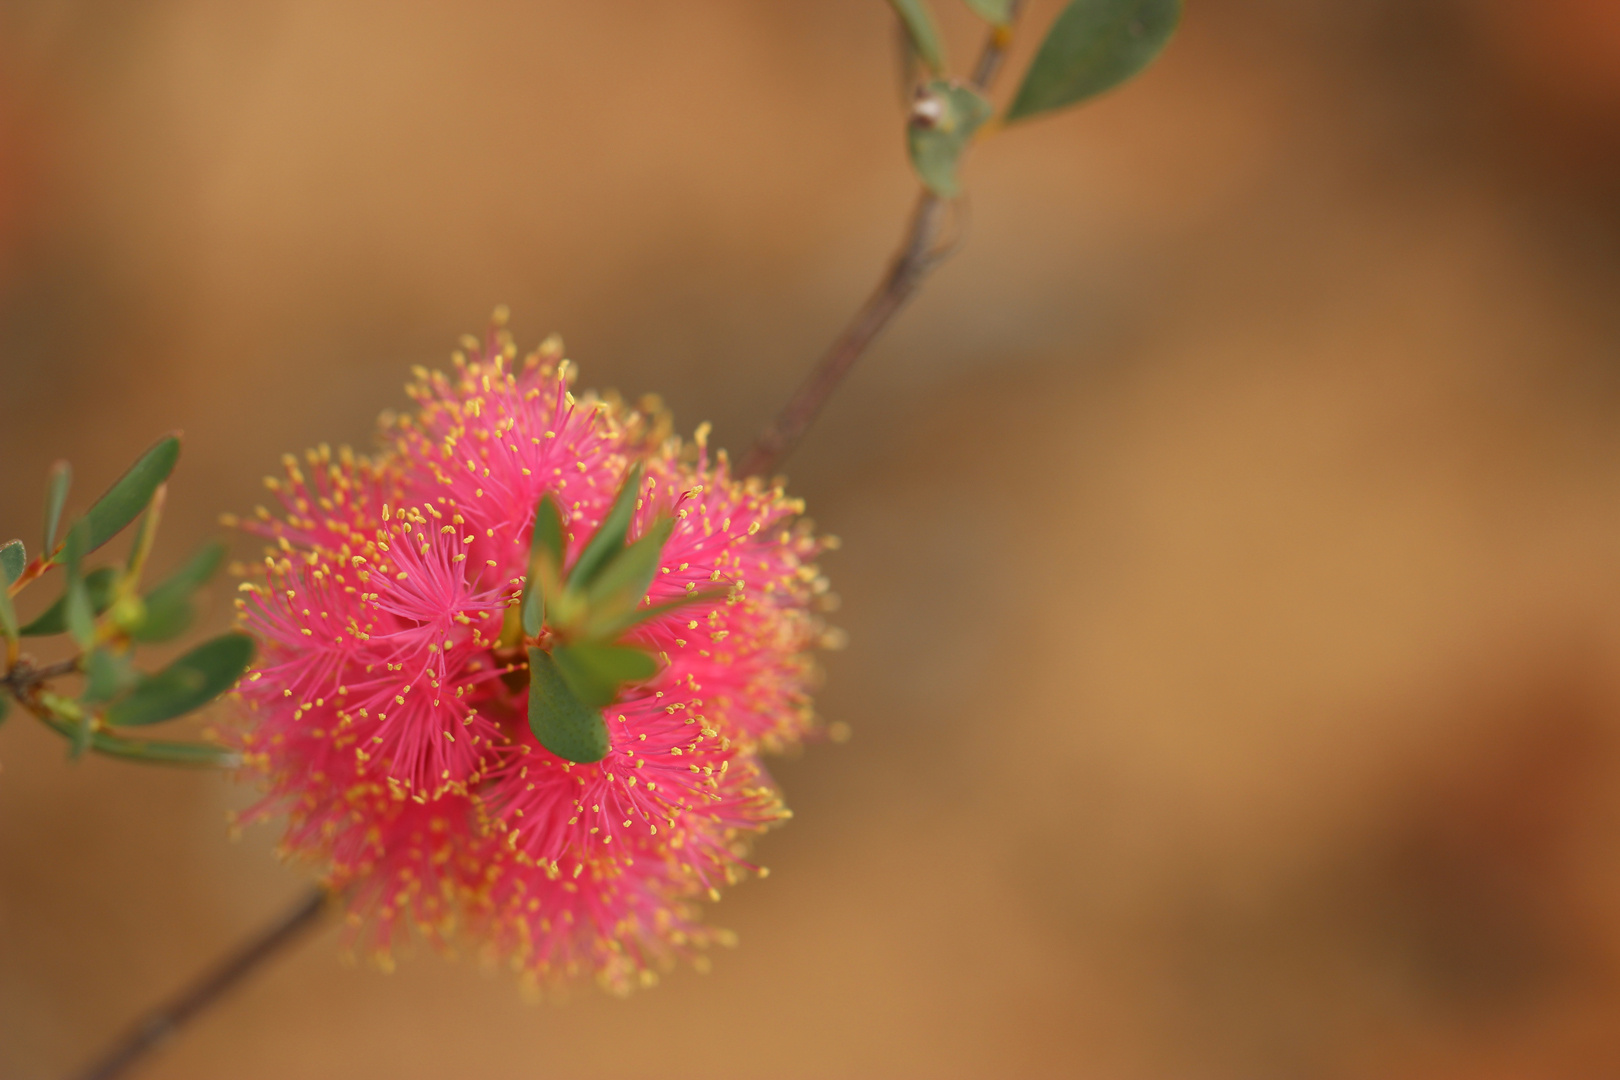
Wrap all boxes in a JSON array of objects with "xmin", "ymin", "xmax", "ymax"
[{"xmin": 231, "ymin": 319, "xmax": 833, "ymax": 992}]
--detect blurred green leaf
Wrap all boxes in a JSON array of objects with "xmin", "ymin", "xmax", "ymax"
[
  {"xmin": 62, "ymin": 523, "xmax": 94, "ymax": 647},
  {"xmin": 552, "ymin": 642, "xmax": 657, "ymax": 709},
  {"xmin": 582, "ymin": 518, "xmax": 673, "ymax": 636},
  {"xmin": 42, "ymin": 461, "xmax": 71, "ymax": 555},
  {"xmin": 596, "ymin": 587, "xmax": 732, "ymax": 639},
  {"xmin": 520, "ymin": 572, "xmax": 544, "ymax": 638},
  {"xmin": 20, "ymin": 567, "xmax": 118, "ymax": 637},
  {"xmin": 53, "ymin": 435, "xmax": 181, "ymax": 560},
  {"xmin": 1, "ymin": 540, "xmax": 24, "ymax": 584},
  {"xmin": 569, "ymin": 463, "xmax": 643, "ymax": 589},
  {"xmin": 127, "ymin": 540, "xmax": 226, "ymax": 644},
  {"xmin": 83, "ymin": 647, "xmax": 136, "ymax": 704},
  {"xmin": 887, "ymin": 0, "xmax": 948, "ymax": 75},
  {"xmin": 0, "ymin": 587, "xmax": 15, "ymax": 644},
  {"xmin": 527, "ymin": 647, "xmax": 610, "ymax": 763},
  {"xmin": 907, "ymin": 79, "xmax": 994, "ymax": 197},
  {"xmin": 1005, "ymin": 0, "xmax": 1180, "ymax": 122},
  {"xmin": 521, "ymin": 495, "xmax": 565, "ymax": 638},
  {"xmin": 0, "ymin": 693, "xmax": 9, "ymax": 725},
  {"xmin": 531, "ymin": 493, "xmax": 565, "ymax": 566},
  {"xmin": 88, "ymin": 731, "xmax": 235, "ymax": 768},
  {"xmin": 104, "ymin": 632, "xmax": 254, "ymax": 727},
  {"xmin": 962, "ymin": 0, "xmax": 1013, "ymax": 23}
]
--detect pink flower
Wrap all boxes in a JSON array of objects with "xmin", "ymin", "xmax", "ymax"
[{"xmin": 233, "ymin": 320, "xmax": 832, "ymax": 990}]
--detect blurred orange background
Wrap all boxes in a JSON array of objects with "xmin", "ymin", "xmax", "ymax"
[{"xmin": 6, "ymin": 1, "xmax": 1620, "ymax": 1077}]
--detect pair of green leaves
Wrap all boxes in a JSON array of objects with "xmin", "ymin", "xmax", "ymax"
[
  {"xmin": 520, "ymin": 465, "xmax": 720, "ymax": 764},
  {"xmin": 892, "ymin": 0, "xmax": 1182, "ymax": 196}
]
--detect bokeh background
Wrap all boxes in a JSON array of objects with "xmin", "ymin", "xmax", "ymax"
[{"xmin": 5, "ymin": 1, "xmax": 1620, "ymax": 1076}]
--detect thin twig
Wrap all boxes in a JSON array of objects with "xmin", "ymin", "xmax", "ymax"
[
  {"xmin": 1, "ymin": 655, "xmax": 80, "ymax": 691},
  {"xmin": 738, "ymin": 0, "xmax": 1025, "ymax": 479},
  {"xmin": 968, "ymin": 3, "xmax": 1023, "ymax": 90},
  {"xmin": 69, "ymin": 887, "xmax": 332, "ymax": 1080}
]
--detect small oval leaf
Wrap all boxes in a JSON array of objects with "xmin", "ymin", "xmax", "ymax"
[
  {"xmin": 887, "ymin": 0, "xmax": 948, "ymax": 75},
  {"xmin": 104, "ymin": 632, "xmax": 255, "ymax": 727},
  {"xmin": 527, "ymin": 647, "xmax": 611, "ymax": 763},
  {"xmin": 1, "ymin": 540, "xmax": 25, "ymax": 585},
  {"xmin": 1006, "ymin": 0, "xmax": 1179, "ymax": 122},
  {"xmin": 907, "ymin": 80, "xmax": 994, "ymax": 197}
]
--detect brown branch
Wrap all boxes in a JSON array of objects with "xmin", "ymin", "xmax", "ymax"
[
  {"xmin": 2, "ymin": 655, "xmax": 81, "ymax": 691},
  {"xmin": 738, "ymin": 0, "xmax": 1025, "ymax": 480},
  {"xmin": 68, "ymin": 887, "xmax": 332, "ymax": 1080}
]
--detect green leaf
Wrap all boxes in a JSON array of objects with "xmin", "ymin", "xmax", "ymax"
[
  {"xmin": 55, "ymin": 434, "xmax": 181, "ymax": 559},
  {"xmin": 552, "ymin": 643, "xmax": 657, "ymax": 709},
  {"xmin": 521, "ymin": 495, "xmax": 565, "ymax": 638},
  {"xmin": 1005, "ymin": 0, "xmax": 1180, "ymax": 122},
  {"xmin": 43, "ymin": 461, "xmax": 71, "ymax": 555},
  {"xmin": 83, "ymin": 647, "xmax": 136, "ymax": 704},
  {"xmin": 0, "ymin": 693, "xmax": 9, "ymax": 726},
  {"xmin": 104, "ymin": 632, "xmax": 255, "ymax": 727},
  {"xmin": 62, "ymin": 522, "xmax": 94, "ymax": 647},
  {"xmin": 1, "ymin": 540, "xmax": 24, "ymax": 584},
  {"xmin": 887, "ymin": 0, "xmax": 948, "ymax": 75},
  {"xmin": 594, "ymin": 586, "xmax": 733, "ymax": 640},
  {"xmin": 581, "ymin": 518, "xmax": 673, "ymax": 636},
  {"xmin": 568, "ymin": 462, "xmax": 643, "ymax": 589},
  {"xmin": 527, "ymin": 647, "xmax": 610, "ymax": 763},
  {"xmin": 907, "ymin": 80, "xmax": 994, "ymax": 197},
  {"xmin": 0, "ymin": 587, "xmax": 14, "ymax": 644},
  {"xmin": 20, "ymin": 566, "xmax": 118, "ymax": 637},
  {"xmin": 962, "ymin": 0, "xmax": 1013, "ymax": 23},
  {"xmin": 128, "ymin": 540, "xmax": 226, "ymax": 643},
  {"xmin": 530, "ymin": 493, "xmax": 565, "ymax": 566},
  {"xmin": 88, "ymin": 731, "xmax": 235, "ymax": 768}
]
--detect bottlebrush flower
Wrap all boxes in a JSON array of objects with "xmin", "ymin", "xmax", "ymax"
[{"xmin": 231, "ymin": 318, "xmax": 833, "ymax": 991}]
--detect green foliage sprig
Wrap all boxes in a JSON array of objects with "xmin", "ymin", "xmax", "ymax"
[
  {"xmin": 891, "ymin": 0, "xmax": 1180, "ymax": 196},
  {"xmin": 503, "ymin": 466, "xmax": 725, "ymax": 764},
  {"xmin": 0, "ymin": 435, "xmax": 253, "ymax": 766}
]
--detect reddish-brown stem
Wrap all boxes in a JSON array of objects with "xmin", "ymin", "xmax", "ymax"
[{"xmin": 739, "ymin": 0, "xmax": 1025, "ymax": 479}]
